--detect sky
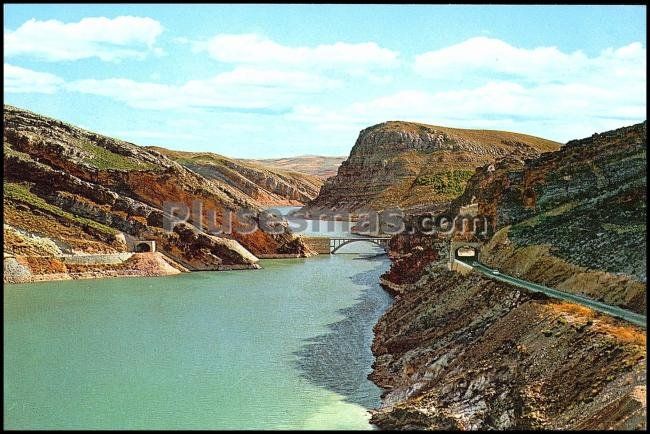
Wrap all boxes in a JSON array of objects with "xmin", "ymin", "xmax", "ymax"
[{"xmin": 3, "ymin": 4, "xmax": 647, "ymax": 158}]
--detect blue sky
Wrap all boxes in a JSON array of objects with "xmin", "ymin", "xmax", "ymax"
[{"xmin": 4, "ymin": 4, "xmax": 647, "ymax": 158}]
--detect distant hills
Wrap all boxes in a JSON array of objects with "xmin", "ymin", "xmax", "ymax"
[
  {"xmin": 240, "ymin": 155, "xmax": 346, "ymax": 180},
  {"xmin": 148, "ymin": 147, "xmax": 325, "ymax": 206}
]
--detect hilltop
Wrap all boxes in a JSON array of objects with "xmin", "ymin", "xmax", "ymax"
[{"xmin": 300, "ymin": 120, "xmax": 561, "ymax": 218}]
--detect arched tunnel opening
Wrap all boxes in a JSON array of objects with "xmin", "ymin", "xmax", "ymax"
[
  {"xmin": 455, "ymin": 246, "xmax": 478, "ymax": 263},
  {"xmin": 134, "ymin": 242, "xmax": 152, "ymax": 253}
]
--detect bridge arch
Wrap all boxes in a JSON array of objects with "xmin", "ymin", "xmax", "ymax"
[{"xmin": 330, "ymin": 237, "xmax": 390, "ymax": 254}]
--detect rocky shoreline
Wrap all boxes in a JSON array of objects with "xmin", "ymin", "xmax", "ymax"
[
  {"xmin": 3, "ymin": 249, "xmax": 324, "ymax": 284},
  {"xmin": 368, "ymin": 239, "xmax": 646, "ymax": 430},
  {"xmin": 364, "ymin": 122, "xmax": 647, "ymax": 430},
  {"xmin": 3, "ymin": 252, "xmax": 187, "ymax": 284}
]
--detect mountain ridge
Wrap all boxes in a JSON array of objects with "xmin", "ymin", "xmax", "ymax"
[
  {"xmin": 300, "ymin": 120, "xmax": 561, "ymax": 218},
  {"xmin": 3, "ymin": 105, "xmax": 311, "ymax": 282},
  {"xmin": 147, "ymin": 147, "xmax": 324, "ymax": 205}
]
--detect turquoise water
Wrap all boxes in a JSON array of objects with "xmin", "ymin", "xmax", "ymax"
[{"xmin": 4, "ymin": 251, "xmax": 392, "ymax": 429}]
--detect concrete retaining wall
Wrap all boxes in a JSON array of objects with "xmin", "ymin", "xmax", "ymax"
[
  {"xmin": 60, "ymin": 253, "xmax": 133, "ymax": 265},
  {"xmin": 450, "ymin": 259, "xmax": 474, "ymax": 275}
]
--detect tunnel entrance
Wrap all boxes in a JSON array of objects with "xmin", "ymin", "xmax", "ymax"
[
  {"xmin": 134, "ymin": 243, "xmax": 151, "ymax": 252},
  {"xmin": 133, "ymin": 241, "xmax": 156, "ymax": 253},
  {"xmin": 454, "ymin": 245, "xmax": 479, "ymax": 263}
]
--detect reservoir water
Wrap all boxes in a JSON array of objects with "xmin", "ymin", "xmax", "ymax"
[{"xmin": 3, "ymin": 209, "xmax": 393, "ymax": 429}]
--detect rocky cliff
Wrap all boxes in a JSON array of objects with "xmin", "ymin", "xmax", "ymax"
[
  {"xmin": 3, "ymin": 105, "xmax": 308, "ymax": 281},
  {"xmin": 370, "ymin": 122, "xmax": 647, "ymax": 429},
  {"xmin": 451, "ymin": 121, "xmax": 646, "ymax": 314},
  {"xmin": 150, "ymin": 148, "xmax": 324, "ymax": 206},
  {"xmin": 300, "ymin": 121, "xmax": 560, "ymax": 218}
]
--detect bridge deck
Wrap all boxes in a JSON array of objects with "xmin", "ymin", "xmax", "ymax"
[
  {"xmin": 329, "ymin": 237, "xmax": 391, "ymax": 254},
  {"xmin": 301, "ymin": 236, "xmax": 391, "ymax": 254}
]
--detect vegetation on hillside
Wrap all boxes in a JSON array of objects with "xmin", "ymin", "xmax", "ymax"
[
  {"xmin": 414, "ymin": 169, "xmax": 475, "ymax": 196},
  {"xmin": 4, "ymin": 181, "xmax": 118, "ymax": 237},
  {"xmin": 375, "ymin": 120, "xmax": 561, "ymax": 152},
  {"xmin": 76, "ymin": 140, "xmax": 156, "ymax": 171}
]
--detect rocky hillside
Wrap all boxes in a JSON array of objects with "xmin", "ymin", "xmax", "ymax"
[
  {"xmin": 3, "ymin": 105, "xmax": 308, "ymax": 280},
  {"xmin": 150, "ymin": 148, "xmax": 324, "ymax": 206},
  {"xmin": 240, "ymin": 155, "xmax": 345, "ymax": 180},
  {"xmin": 370, "ymin": 121, "xmax": 647, "ymax": 429},
  {"xmin": 300, "ymin": 121, "xmax": 560, "ymax": 218},
  {"xmin": 451, "ymin": 121, "xmax": 647, "ymax": 314},
  {"xmin": 370, "ymin": 253, "xmax": 646, "ymax": 430}
]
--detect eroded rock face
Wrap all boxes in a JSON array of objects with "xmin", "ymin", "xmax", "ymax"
[
  {"xmin": 370, "ymin": 257, "xmax": 646, "ymax": 430},
  {"xmin": 371, "ymin": 122, "xmax": 647, "ymax": 429},
  {"xmin": 150, "ymin": 147, "xmax": 324, "ymax": 206},
  {"xmin": 380, "ymin": 234, "xmax": 443, "ymax": 292},
  {"xmin": 300, "ymin": 121, "xmax": 560, "ymax": 218},
  {"xmin": 3, "ymin": 105, "xmax": 306, "ymax": 275},
  {"xmin": 450, "ymin": 121, "xmax": 647, "ymax": 313}
]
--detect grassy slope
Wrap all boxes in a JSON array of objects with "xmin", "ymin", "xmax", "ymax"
[
  {"xmin": 4, "ymin": 181, "xmax": 118, "ymax": 237},
  {"xmin": 75, "ymin": 140, "xmax": 156, "ymax": 171}
]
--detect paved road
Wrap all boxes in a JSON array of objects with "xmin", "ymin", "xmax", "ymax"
[{"xmin": 464, "ymin": 260, "xmax": 646, "ymax": 329}]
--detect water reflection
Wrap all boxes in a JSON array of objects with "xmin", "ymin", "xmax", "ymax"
[{"xmin": 292, "ymin": 256, "xmax": 392, "ymax": 409}]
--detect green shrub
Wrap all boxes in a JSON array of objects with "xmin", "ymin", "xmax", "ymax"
[
  {"xmin": 414, "ymin": 170, "xmax": 475, "ymax": 195},
  {"xmin": 76, "ymin": 140, "xmax": 155, "ymax": 171}
]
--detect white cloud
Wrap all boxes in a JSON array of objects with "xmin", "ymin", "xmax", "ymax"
[
  {"xmin": 4, "ymin": 16, "xmax": 163, "ymax": 61},
  {"xmin": 3, "ymin": 63, "xmax": 64, "ymax": 93},
  {"xmin": 4, "ymin": 30, "xmax": 644, "ymax": 148},
  {"xmin": 415, "ymin": 37, "xmax": 583, "ymax": 81},
  {"xmin": 289, "ymin": 77, "xmax": 646, "ymax": 142},
  {"xmin": 286, "ymin": 39, "xmax": 646, "ymax": 141},
  {"xmin": 66, "ymin": 67, "xmax": 340, "ymax": 110},
  {"xmin": 414, "ymin": 37, "xmax": 646, "ymax": 87},
  {"xmin": 196, "ymin": 33, "xmax": 399, "ymax": 72}
]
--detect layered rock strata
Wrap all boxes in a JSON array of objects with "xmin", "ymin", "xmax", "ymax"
[{"xmin": 301, "ymin": 121, "xmax": 560, "ymax": 218}]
